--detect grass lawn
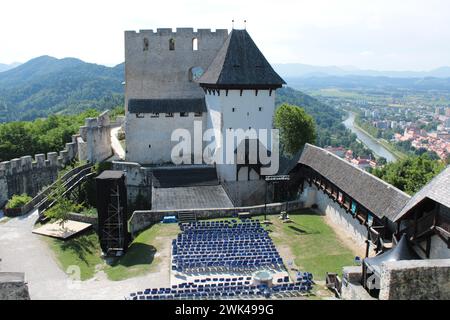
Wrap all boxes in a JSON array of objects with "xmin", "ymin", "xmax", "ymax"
[
  {"xmin": 266, "ymin": 212, "xmax": 356, "ymax": 281},
  {"xmin": 44, "ymin": 230, "xmax": 103, "ymax": 281},
  {"xmin": 105, "ymin": 223, "xmax": 179, "ymax": 281},
  {"xmin": 44, "ymin": 222, "xmax": 179, "ymax": 281},
  {"xmin": 207, "ymin": 212, "xmax": 356, "ymax": 281}
]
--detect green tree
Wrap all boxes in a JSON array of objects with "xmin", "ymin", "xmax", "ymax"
[
  {"xmin": 371, "ymin": 154, "xmax": 446, "ymax": 195},
  {"xmin": 45, "ymin": 180, "xmax": 83, "ymax": 229},
  {"xmin": 274, "ymin": 103, "xmax": 316, "ymax": 156}
]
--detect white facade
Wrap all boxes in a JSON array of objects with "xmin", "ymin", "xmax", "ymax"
[
  {"xmin": 125, "ymin": 112, "xmax": 206, "ymax": 164},
  {"xmin": 204, "ymin": 89, "xmax": 277, "ymax": 182}
]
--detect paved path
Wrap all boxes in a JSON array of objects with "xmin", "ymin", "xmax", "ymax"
[
  {"xmin": 0, "ymin": 211, "xmax": 170, "ymax": 300},
  {"xmin": 110, "ymin": 126, "xmax": 125, "ymax": 160}
]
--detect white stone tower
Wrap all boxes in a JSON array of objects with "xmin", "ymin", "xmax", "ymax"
[{"xmin": 198, "ymin": 29, "xmax": 286, "ymax": 182}]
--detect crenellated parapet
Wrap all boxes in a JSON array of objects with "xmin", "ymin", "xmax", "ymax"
[
  {"xmin": 77, "ymin": 110, "xmax": 115, "ymax": 164},
  {"xmin": 0, "ymin": 130, "xmax": 81, "ymax": 208}
]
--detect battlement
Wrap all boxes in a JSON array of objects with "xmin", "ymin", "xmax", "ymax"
[{"xmin": 126, "ymin": 28, "xmax": 228, "ymax": 37}]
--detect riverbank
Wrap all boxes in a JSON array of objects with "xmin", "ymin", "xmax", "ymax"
[
  {"xmin": 343, "ymin": 112, "xmax": 398, "ymax": 162},
  {"xmin": 352, "ymin": 120, "xmax": 408, "ymax": 161}
]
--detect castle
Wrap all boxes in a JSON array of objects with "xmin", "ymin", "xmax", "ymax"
[{"xmin": 121, "ymin": 27, "xmax": 285, "ymax": 207}]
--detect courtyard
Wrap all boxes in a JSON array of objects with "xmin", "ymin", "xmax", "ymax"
[{"xmin": 0, "ymin": 209, "xmax": 358, "ymax": 299}]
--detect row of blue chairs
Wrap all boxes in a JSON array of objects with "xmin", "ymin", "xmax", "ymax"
[{"xmin": 127, "ymin": 279, "xmax": 313, "ymax": 300}]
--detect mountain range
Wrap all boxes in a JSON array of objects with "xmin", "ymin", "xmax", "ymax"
[
  {"xmin": 273, "ymin": 63, "xmax": 450, "ymax": 79},
  {"xmin": 1, "ymin": 56, "xmax": 449, "ymax": 122},
  {"xmin": 0, "ymin": 56, "xmax": 124, "ymax": 121},
  {"xmin": 0, "ymin": 62, "xmax": 21, "ymax": 73}
]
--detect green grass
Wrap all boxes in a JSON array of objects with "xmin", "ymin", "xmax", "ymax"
[
  {"xmin": 105, "ymin": 223, "xmax": 179, "ymax": 281},
  {"xmin": 264, "ymin": 212, "xmax": 355, "ymax": 281},
  {"xmin": 45, "ymin": 230, "xmax": 103, "ymax": 281}
]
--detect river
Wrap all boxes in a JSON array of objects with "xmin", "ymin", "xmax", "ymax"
[{"xmin": 343, "ymin": 112, "xmax": 397, "ymax": 163}]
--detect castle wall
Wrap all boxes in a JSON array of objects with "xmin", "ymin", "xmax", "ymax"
[
  {"xmin": 379, "ymin": 259, "xmax": 450, "ymax": 300},
  {"xmin": 299, "ymin": 184, "xmax": 369, "ymax": 248},
  {"xmin": 0, "ymin": 138, "xmax": 78, "ymax": 208},
  {"xmin": 204, "ymin": 89, "xmax": 277, "ymax": 182},
  {"xmin": 78, "ymin": 110, "xmax": 113, "ymax": 163},
  {"xmin": 125, "ymin": 112, "xmax": 206, "ymax": 164},
  {"xmin": 125, "ymin": 28, "xmax": 228, "ymax": 106}
]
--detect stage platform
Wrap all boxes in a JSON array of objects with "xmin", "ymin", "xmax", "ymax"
[
  {"xmin": 32, "ymin": 220, "xmax": 92, "ymax": 239},
  {"xmin": 152, "ymin": 185, "xmax": 234, "ymax": 210}
]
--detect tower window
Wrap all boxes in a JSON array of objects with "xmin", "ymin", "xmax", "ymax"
[
  {"xmin": 232, "ymin": 108, "xmax": 236, "ymax": 112},
  {"xmin": 192, "ymin": 38, "xmax": 198, "ymax": 51},
  {"xmin": 143, "ymin": 38, "xmax": 149, "ymax": 51},
  {"xmin": 169, "ymin": 38, "xmax": 175, "ymax": 51},
  {"xmin": 259, "ymin": 107, "xmax": 263, "ymax": 111}
]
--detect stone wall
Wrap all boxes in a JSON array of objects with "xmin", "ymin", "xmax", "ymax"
[
  {"xmin": 112, "ymin": 161, "xmax": 152, "ymax": 207},
  {"xmin": 299, "ymin": 184, "xmax": 369, "ymax": 249},
  {"xmin": 222, "ymin": 180, "xmax": 270, "ymax": 207},
  {"xmin": 0, "ymin": 273, "xmax": 30, "ymax": 300},
  {"xmin": 0, "ymin": 137, "xmax": 78, "ymax": 208},
  {"xmin": 379, "ymin": 259, "xmax": 450, "ymax": 300},
  {"xmin": 77, "ymin": 110, "xmax": 114, "ymax": 163},
  {"xmin": 129, "ymin": 199, "xmax": 304, "ymax": 234},
  {"xmin": 125, "ymin": 28, "xmax": 228, "ymax": 104}
]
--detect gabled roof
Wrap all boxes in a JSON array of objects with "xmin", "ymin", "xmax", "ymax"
[
  {"xmin": 393, "ymin": 165, "xmax": 450, "ymax": 222},
  {"xmin": 198, "ymin": 29, "xmax": 286, "ymax": 89},
  {"xmin": 298, "ymin": 144, "xmax": 410, "ymax": 221},
  {"xmin": 128, "ymin": 98, "xmax": 206, "ymax": 114}
]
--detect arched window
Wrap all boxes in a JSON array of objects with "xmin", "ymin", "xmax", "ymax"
[
  {"xmin": 192, "ymin": 38, "xmax": 198, "ymax": 51},
  {"xmin": 143, "ymin": 38, "xmax": 149, "ymax": 51},
  {"xmin": 169, "ymin": 38, "xmax": 175, "ymax": 51}
]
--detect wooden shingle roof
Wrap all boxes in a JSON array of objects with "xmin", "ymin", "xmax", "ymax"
[{"xmin": 298, "ymin": 144, "xmax": 410, "ymax": 221}]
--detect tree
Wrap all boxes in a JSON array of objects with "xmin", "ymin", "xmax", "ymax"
[
  {"xmin": 371, "ymin": 154, "xmax": 446, "ymax": 195},
  {"xmin": 274, "ymin": 103, "xmax": 316, "ymax": 156},
  {"xmin": 45, "ymin": 180, "xmax": 83, "ymax": 229}
]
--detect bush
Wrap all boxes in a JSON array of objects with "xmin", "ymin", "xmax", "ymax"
[{"xmin": 6, "ymin": 194, "xmax": 33, "ymax": 209}]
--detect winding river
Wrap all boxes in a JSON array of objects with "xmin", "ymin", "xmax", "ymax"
[{"xmin": 343, "ymin": 112, "xmax": 397, "ymax": 163}]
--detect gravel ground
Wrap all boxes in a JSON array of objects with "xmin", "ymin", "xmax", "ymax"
[{"xmin": 0, "ymin": 210, "xmax": 170, "ymax": 300}]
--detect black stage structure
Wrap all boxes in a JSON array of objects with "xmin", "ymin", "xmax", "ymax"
[{"xmin": 96, "ymin": 170, "xmax": 130, "ymax": 256}]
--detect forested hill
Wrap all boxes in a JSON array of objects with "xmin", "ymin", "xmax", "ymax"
[{"xmin": 0, "ymin": 56, "xmax": 124, "ymax": 122}]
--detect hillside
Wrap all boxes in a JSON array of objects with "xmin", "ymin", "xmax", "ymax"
[
  {"xmin": 0, "ymin": 56, "xmax": 124, "ymax": 122},
  {"xmin": 0, "ymin": 62, "xmax": 21, "ymax": 73}
]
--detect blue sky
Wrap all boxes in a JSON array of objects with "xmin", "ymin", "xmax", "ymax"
[{"xmin": 1, "ymin": 0, "xmax": 449, "ymax": 70}]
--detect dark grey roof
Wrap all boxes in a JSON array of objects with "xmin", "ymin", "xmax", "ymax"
[
  {"xmin": 198, "ymin": 29, "xmax": 286, "ymax": 88},
  {"xmin": 152, "ymin": 167, "xmax": 219, "ymax": 188},
  {"xmin": 298, "ymin": 144, "xmax": 410, "ymax": 221},
  {"xmin": 128, "ymin": 98, "xmax": 206, "ymax": 114},
  {"xmin": 393, "ymin": 165, "xmax": 450, "ymax": 222}
]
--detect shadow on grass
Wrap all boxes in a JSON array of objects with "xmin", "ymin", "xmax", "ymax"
[
  {"xmin": 288, "ymin": 225, "xmax": 320, "ymax": 236},
  {"xmin": 110, "ymin": 243, "xmax": 157, "ymax": 268},
  {"xmin": 59, "ymin": 232, "xmax": 97, "ymax": 264}
]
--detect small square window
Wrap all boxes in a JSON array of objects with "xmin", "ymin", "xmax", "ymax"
[
  {"xmin": 166, "ymin": 113, "xmax": 174, "ymax": 118},
  {"xmin": 150, "ymin": 113, "xmax": 159, "ymax": 118},
  {"xmin": 194, "ymin": 112, "xmax": 202, "ymax": 117},
  {"xmin": 136, "ymin": 113, "xmax": 144, "ymax": 118},
  {"xmin": 180, "ymin": 112, "xmax": 188, "ymax": 117}
]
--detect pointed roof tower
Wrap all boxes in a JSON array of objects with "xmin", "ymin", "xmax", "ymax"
[{"xmin": 198, "ymin": 29, "xmax": 286, "ymax": 89}]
